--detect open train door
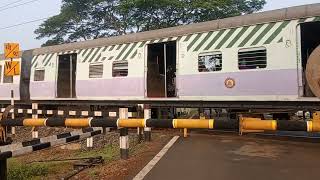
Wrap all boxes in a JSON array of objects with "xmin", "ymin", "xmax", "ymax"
[
  {"xmin": 56, "ymin": 54, "xmax": 77, "ymax": 98},
  {"xmin": 298, "ymin": 21, "xmax": 320, "ymax": 97},
  {"xmin": 146, "ymin": 41, "xmax": 177, "ymax": 98}
]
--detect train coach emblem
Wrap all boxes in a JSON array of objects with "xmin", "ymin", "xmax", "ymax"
[{"xmin": 225, "ymin": 78, "xmax": 235, "ymax": 88}]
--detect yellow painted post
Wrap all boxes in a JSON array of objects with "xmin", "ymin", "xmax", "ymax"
[{"xmin": 183, "ymin": 128, "xmax": 188, "ymax": 138}]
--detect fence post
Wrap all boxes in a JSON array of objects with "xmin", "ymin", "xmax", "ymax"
[
  {"xmin": 137, "ymin": 105, "xmax": 143, "ymax": 143},
  {"xmin": 137, "ymin": 127, "xmax": 143, "ymax": 143},
  {"xmin": 86, "ymin": 136, "xmax": 93, "ymax": 148},
  {"xmin": 0, "ymin": 158, "xmax": 7, "ymax": 180},
  {"xmin": 144, "ymin": 107, "xmax": 151, "ymax": 142},
  {"xmin": 119, "ymin": 108, "xmax": 129, "ymax": 159},
  {"xmin": 32, "ymin": 103, "xmax": 39, "ymax": 139}
]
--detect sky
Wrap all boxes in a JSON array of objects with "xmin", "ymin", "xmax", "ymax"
[{"xmin": 0, "ymin": 0, "xmax": 320, "ymax": 53}]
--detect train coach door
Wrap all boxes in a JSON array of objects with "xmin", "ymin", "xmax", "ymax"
[
  {"xmin": 298, "ymin": 21, "xmax": 320, "ymax": 97},
  {"xmin": 146, "ymin": 41, "xmax": 177, "ymax": 98},
  {"xmin": 56, "ymin": 54, "xmax": 77, "ymax": 98}
]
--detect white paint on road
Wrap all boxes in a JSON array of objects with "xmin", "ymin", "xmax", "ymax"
[{"xmin": 133, "ymin": 136, "xmax": 180, "ymax": 180}]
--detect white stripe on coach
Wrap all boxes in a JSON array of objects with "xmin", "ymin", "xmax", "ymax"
[
  {"xmin": 94, "ymin": 111, "xmax": 102, "ymax": 117},
  {"xmin": 82, "ymin": 111, "xmax": 89, "ymax": 116}
]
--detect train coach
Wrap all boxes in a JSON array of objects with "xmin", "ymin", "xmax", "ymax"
[{"xmin": 0, "ymin": 4, "xmax": 320, "ymax": 111}]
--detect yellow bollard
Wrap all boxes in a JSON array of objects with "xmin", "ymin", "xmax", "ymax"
[
  {"xmin": 241, "ymin": 118, "xmax": 277, "ymax": 131},
  {"xmin": 308, "ymin": 120, "xmax": 320, "ymax": 132},
  {"xmin": 65, "ymin": 118, "xmax": 90, "ymax": 127},
  {"xmin": 173, "ymin": 119, "xmax": 214, "ymax": 129},
  {"xmin": 23, "ymin": 118, "xmax": 46, "ymax": 126},
  {"xmin": 118, "ymin": 119, "xmax": 145, "ymax": 128}
]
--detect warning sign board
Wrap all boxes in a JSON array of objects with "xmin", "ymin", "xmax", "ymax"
[
  {"xmin": 4, "ymin": 61, "xmax": 20, "ymax": 76},
  {"xmin": 4, "ymin": 43, "xmax": 20, "ymax": 59}
]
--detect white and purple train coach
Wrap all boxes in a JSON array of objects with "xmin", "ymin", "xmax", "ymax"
[{"xmin": 1, "ymin": 4, "xmax": 320, "ymax": 110}]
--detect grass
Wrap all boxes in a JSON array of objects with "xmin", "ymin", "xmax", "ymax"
[
  {"xmin": 75, "ymin": 143, "xmax": 120, "ymax": 161},
  {"xmin": 8, "ymin": 159, "xmax": 49, "ymax": 180},
  {"xmin": 6, "ymin": 132, "xmax": 167, "ymax": 179}
]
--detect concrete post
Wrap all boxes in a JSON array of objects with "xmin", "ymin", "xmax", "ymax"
[
  {"xmin": 32, "ymin": 103, "xmax": 39, "ymax": 139},
  {"xmin": 144, "ymin": 108, "xmax": 151, "ymax": 142},
  {"xmin": 119, "ymin": 108, "xmax": 129, "ymax": 159},
  {"xmin": 137, "ymin": 127, "xmax": 143, "ymax": 143},
  {"xmin": 137, "ymin": 105, "xmax": 143, "ymax": 143},
  {"xmin": 86, "ymin": 137, "xmax": 93, "ymax": 148},
  {"xmin": 0, "ymin": 159, "xmax": 7, "ymax": 180},
  {"xmin": 86, "ymin": 115, "xmax": 94, "ymax": 148}
]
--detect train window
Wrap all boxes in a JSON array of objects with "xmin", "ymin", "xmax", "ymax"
[
  {"xmin": 112, "ymin": 61, "xmax": 128, "ymax": 77},
  {"xmin": 198, "ymin": 52, "xmax": 222, "ymax": 72},
  {"xmin": 34, "ymin": 69, "xmax": 45, "ymax": 81},
  {"xmin": 238, "ymin": 47, "xmax": 267, "ymax": 70},
  {"xmin": 89, "ymin": 64, "xmax": 104, "ymax": 78}
]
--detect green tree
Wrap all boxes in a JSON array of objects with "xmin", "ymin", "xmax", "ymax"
[{"xmin": 35, "ymin": 0, "xmax": 266, "ymax": 46}]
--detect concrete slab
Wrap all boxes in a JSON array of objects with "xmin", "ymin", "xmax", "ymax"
[{"xmin": 144, "ymin": 134, "xmax": 320, "ymax": 180}]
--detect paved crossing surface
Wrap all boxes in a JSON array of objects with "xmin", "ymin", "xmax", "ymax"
[{"xmin": 143, "ymin": 133, "xmax": 320, "ymax": 180}]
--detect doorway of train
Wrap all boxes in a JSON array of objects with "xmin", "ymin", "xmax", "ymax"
[
  {"xmin": 298, "ymin": 21, "xmax": 320, "ymax": 97},
  {"xmin": 56, "ymin": 54, "xmax": 77, "ymax": 98},
  {"xmin": 146, "ymin": 41, "xmax": 177, "ymax": 98}
]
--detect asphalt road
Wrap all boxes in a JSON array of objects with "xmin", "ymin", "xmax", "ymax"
[{"xmin": 144, "ymin": 133, "xmax": 320, "ymax": 180}]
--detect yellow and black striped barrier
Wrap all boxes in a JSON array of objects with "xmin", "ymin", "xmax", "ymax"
[
  {"xmin": 2, "ymin": 117, "xmax": 320, "ymax": 133},
  {"xmin": 0, "ymin": 118, "xmax": 238, "ymax": 130},
  {"xmin": 240, "ymin": 117, "xmax": 320, "ymax": 133}
]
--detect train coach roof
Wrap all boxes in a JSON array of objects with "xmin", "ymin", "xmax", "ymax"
[{"xmin": 1, "ymin": 3, "xmax": 320, "ymax": 58}]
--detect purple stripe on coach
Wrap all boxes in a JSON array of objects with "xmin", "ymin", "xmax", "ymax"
[
  {"xmin": 76, "ymin": 78, "xmax": 145, "ymax": 97},
  {"xmin": 30, "ymin": 82, "xmax": 56, "ymax": 98},
  {"xmin": 177, "ymin": 69, "xmax": 299, "ymax": 96},
  {"xmin": 0, "ymin": 85, "xmax": 20, "ymax": 99}
]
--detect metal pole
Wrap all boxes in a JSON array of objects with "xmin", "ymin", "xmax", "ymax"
[
  {"xmin": 10, "ymin": 58, "xmax": 16, "ymax": 136},
  {"xmin": 11, "ymin": 89, "xmax": 15, "ymax": 136},
  {"xmin": 0, "ymin": 158, "xmax": 7, "ymax": 180},
  {"xmin": 164, "ymin": 44, "xmax": 167, "ymax": 97},
  {"xmin": 69, "ymin": 55, "xmax": 73, "ymax": 98}
]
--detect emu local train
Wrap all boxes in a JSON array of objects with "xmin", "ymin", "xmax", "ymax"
[{"xmin": 0, "ymin": 4, "xmax": 320, "ymax": 109}]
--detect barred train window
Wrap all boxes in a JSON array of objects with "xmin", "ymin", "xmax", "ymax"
[
  {"xmin": 238, "ymin": 47, "xmax": 267, "ymax": 70},
  {"xmin": 34, "ymin": 69, "xmax": 45, "ymax": 81},
  {"xmin": 198, "ymin": 52, "xmax": 222, "ymax": 72},
  {"xmin": 89, "ymin": 64, "xmax": 104, "ymax": 78},
  {"xmin": 112, "ymin": 61, "xmax": 128, "ymax": 77}
]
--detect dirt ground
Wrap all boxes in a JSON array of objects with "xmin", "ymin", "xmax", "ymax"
[{"xmin": 7, "ymin": 129, "xmax": 178, "ymax": 180}]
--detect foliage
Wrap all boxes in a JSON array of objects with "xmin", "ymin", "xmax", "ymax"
[{"xmin": 35, "ymin": 0, "xmax": 266, "ymax": 46}]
